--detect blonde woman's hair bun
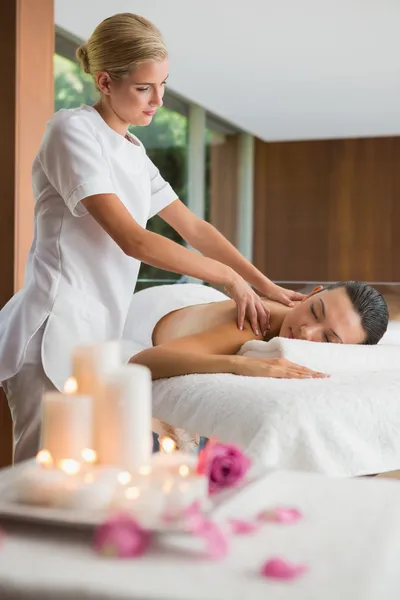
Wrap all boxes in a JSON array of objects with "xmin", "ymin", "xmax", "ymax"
[
  {"xmin": 76, "ymin": 44, "xmax": 91, "ymax": 74},
  {"xmin": 75, "ymin": 13, "xmax": 167, "ymax": 84}
]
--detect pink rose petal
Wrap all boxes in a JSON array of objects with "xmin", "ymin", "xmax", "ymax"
[
  {"xmin": 257, "ymin": 507, "xmax": 303, "ymax": 524},
  {"xmin": 183, "ymin": 501, "xmax": 206, "ymax": 531},
  {"xmin": 261, "ymin": 557, "xmax": 308, "ymax": 580},
  {"xmin": 93, "ymin": 513, "xmax": 152, "ymax": 559},
  {"xmin": 199, "ymin": 520, "xmax": 230, "ymax": 559},
  {"xmin": 228, "ymin": 519, "xmax": 260, "ymax": 535},
  {"xmin": 182, "ymin": 503, "xmax": 229, "ymax": 559}
]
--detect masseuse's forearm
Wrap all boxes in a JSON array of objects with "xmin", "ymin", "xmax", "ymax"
[
  {"xmin": 132, "ymin": 228, "xmax": 235, "ymax": 287},
  {"xmin": 130, "ymin": 347, "xmax": 238, "ymax": 380},
  {"xmin": 186, "ymin": 220, "xmax": 268, "ymax": 290}
]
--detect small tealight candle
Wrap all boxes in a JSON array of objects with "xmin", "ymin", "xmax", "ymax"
[
  {"xmin": 160, "ymin": 436, "xmax": 176, "ymax": 454},
  {"xmin": 64, "ymin": 377, "xmax": 78, "ymax": 394},
  {"xmin": 81, "ymin": 448, "xmax": 97, "ymax": 465},
  {"xmin": 179, "ymin": 464, "xmax": 190, "ymax": 478},
  {"xmin": 36, "ymin": 449, "xmax": 53, "ymax": 468},
  {"xmin": 151, "ymin": 437, "xmax": 198, "ymax": 475},
  {"xmin": 59, "ymin": 458, "xmax": 81, "ymax": 475},
  {"xmin": 117, "ymin": 471, "xmax": 132, "ymax": 486}
]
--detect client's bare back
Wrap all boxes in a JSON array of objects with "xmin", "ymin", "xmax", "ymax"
[
  {"xmin": 152, "ymin": 296, "xmax": 289, "ymax": 347},
  {"xmin": 152, "ymin": 299, "xmax": 237, "ymax": 346}
]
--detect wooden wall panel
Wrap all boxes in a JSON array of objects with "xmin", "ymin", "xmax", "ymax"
[
  {"xmin": 0, "ymin": 0, "xmax": 54, "ymax": 468},
  {"xmin": 210, "ymin": 134, "xmax": 239, "ymax": 245},
  {"xmin": 253, "ymin": 137, "xmax": 399, "ymax": 283}
]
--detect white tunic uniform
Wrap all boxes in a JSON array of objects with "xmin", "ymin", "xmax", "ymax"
[{"xmin": 0, "ymin": 105, "xmax": 177, "ymax": 391}]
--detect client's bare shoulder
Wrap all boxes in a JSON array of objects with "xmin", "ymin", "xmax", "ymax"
[
  {"xmin": 153, "ymin": 298, "xmax": 237, "ymax": 346},
  {"xmin": 153, "ymin": 294, "xmax": 293, "ymax": 347}
]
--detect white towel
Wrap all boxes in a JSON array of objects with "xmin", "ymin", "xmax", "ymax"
[
  {"xmin": 153, "ymin": 368, "xmax": 400, "ymax": 477},
  {"xmin": 238, "ymin": 337, "xmax": 400, "ymax": 375},
  {"xmin": 123, "ymin": 283, "xmax": 228, "ymax": 349}
]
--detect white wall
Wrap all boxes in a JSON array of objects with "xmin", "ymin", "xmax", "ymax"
[{"xmin": 56, "ymin": 0, "xmax": 400, "ymax": 142}]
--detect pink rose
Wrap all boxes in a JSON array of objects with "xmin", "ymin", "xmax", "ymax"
[
  {"xmin": 197, "ymin": 439, "xmax": 251, "ymax": 494},
  {"xmin": 93, "ymin": 513, "xmax": 152, "ymax": 558}
]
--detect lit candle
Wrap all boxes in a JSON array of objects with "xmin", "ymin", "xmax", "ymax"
[
  {"xmin": 102, "ymin": 364, "xmax": 152, "ymax": 471},
  {"xmin": 151, "ymin": 437, "xmax": 198, "ymax": 474},
  {"xmin": 72, "ymin": 342, "xmax": 121, "ymax": 394},
  {"xmin": 41, "ymin": 381, "xmax": 92, "ymax": 464},
  {"xmin": 54, "ymin": 467, "xmax": 121, "ymax": 511},
  {"xmin": 72, "ymin": 342, "xmax": 121, "ymax": 464},
  {"xmin": 36, "ymin": 449, "xmax": 53, "ymax": 468}
]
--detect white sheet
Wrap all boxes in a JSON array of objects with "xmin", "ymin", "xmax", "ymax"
[
  {"xmin": 153, "ymin": 367, "xmax": 400, "ymax": 477},
  {"xmin": 380, "ymin": 321, "xmax": 400, "ymax": 345},
  {"xmin": 4, "ymin": 468, "xmax": 400, "ymax": 600}
]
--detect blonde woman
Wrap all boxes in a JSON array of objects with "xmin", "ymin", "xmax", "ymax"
[{"xmin": 0, "ymin": 13, "xmax": 301, "ymax": 463}]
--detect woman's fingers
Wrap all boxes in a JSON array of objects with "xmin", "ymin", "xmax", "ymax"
[
  {"xmin": 247, "ymin": 298, "xmax": 260, "ymax": 336},
  {"xmin": 289, "ymin": 291, "xmax": 305, "ymax": 301},
  {"xmin": 237, "ymin": 300, "xmax": 247, "ymax": 331},
  {"xmin": 274, "ymin": 359, "xmax": 328, "ymax": 379},
  {"xmin": 255, "ymin": 298, "xmax": 270, "ymax": 335}
]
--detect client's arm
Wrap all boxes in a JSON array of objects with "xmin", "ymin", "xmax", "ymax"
[{"xmin": 130, "ymin": 322, "xmax": 325, "ymax": 380}]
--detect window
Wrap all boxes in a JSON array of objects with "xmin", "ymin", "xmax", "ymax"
[
  {"xmin": 132, "ymin": 108, "xmax": 188, "ymax": 291},
  {"xmin": 53, "ymin": 52, "xmax": 189, "ymax": 292},
  {"xmin": 54, "ymin": 53, "xmax": 98, "ymax": 110}
]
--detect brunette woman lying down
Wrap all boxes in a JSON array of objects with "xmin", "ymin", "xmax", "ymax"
[{"xmin": 126, "ymin": 281, "xmax": 388, "ymax": 380}]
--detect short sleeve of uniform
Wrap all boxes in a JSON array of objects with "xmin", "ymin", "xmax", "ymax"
[
  {"xmin": 38, "ymin": 112, "xmax": 118, "ymax": 217},
  {"xmin": 146, "ymin": 155, "xmax": 178, "ymax": 219}
]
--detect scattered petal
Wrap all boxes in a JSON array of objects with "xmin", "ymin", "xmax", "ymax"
[
  {"xmin": 199, "ymin": 520, "xmax": 230, "ymax": 559},
  {"xmin": 257, "ymin": 507, "xmax": 303, "ymax": 524},
  {"xmin": 228, "ymin": 519, "xmax": 260, "ymax": 535},
  {"xmin": 183, "ymin": 500, "xmax": 206, "ymax": 531},
  {"xmin": 261, "ymin": 557, "xmax": 308, "ymax": 580},
  {"xmin": 161, "ymin": 507, "xmax": 183, "ymax": 525},
  {"xmin": 93, "ymin": 512, "xmax": 152, "ymax": 558},
  {"xmin": 183, "ymin": 503, "xmax": 229, "ymax": 559}
]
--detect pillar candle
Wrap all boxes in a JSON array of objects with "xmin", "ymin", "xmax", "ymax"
[
  {"xmin": 103, "ymin": 364, "xmax": 153, "ymax": 471},
  {"xmin": 72, "ymin": 342, "xmax": 121, "ymax": 464},
  {"xmin": 72, "ymin": 341, "xmax": 121, "ymax": 394},
  {"xmin": 41, "ymin": 391, "xmax": 92, "ymax": 464}
]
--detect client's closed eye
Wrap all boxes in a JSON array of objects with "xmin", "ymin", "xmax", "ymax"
[{"xmin": 311, "ymin": 302, "xmax": 332, "ymax": 342}]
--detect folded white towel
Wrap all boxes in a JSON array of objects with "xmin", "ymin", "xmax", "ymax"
[{"xmin": 238, "ymin": 337, "xmax": 400, "ymax": 375}]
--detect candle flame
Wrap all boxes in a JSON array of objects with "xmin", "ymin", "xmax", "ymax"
[
  {"xmin": 64, "ymin": 377, "xmax": 78, "ymax": 394},
  {"xmin": 81, "ymin": 448, "xmax": 97, "ymax": 464},
  {"xmin": 162, "ymin": 479, "xmax": 174, "ymax": 494},
  {"xmin": 125, "ymin": 486, "xmax": 140, "ymax": 500},
  {"xmin": 138, "ymin": 465, "xmax": 152, "ymax": 476},
  {"xmin": 117, "ymin": 471, "xmax": 132, "ymax": 485},
  {"xmin": 59, "ymin": 458, "xmax": 81, "ymax": 475},
  {"xmin": 36, "ymin": 449, "xmax": 53, "ymax": 467},
  {"xmin": 160, "ymin": 436, "xmax": 176, "ymax": 454},
  {"xmin": 179, "ymin": 464, "xmax": 190, "ymax": 478}
]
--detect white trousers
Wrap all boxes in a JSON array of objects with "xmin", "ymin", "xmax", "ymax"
[{"xmin": 2, "ymin": 326, "xmax": 56, "ymax": 464}]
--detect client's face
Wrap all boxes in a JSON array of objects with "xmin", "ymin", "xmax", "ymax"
[{"xmin": 279, "ymin": 287, "xmax": 366, "ymax": 344}]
